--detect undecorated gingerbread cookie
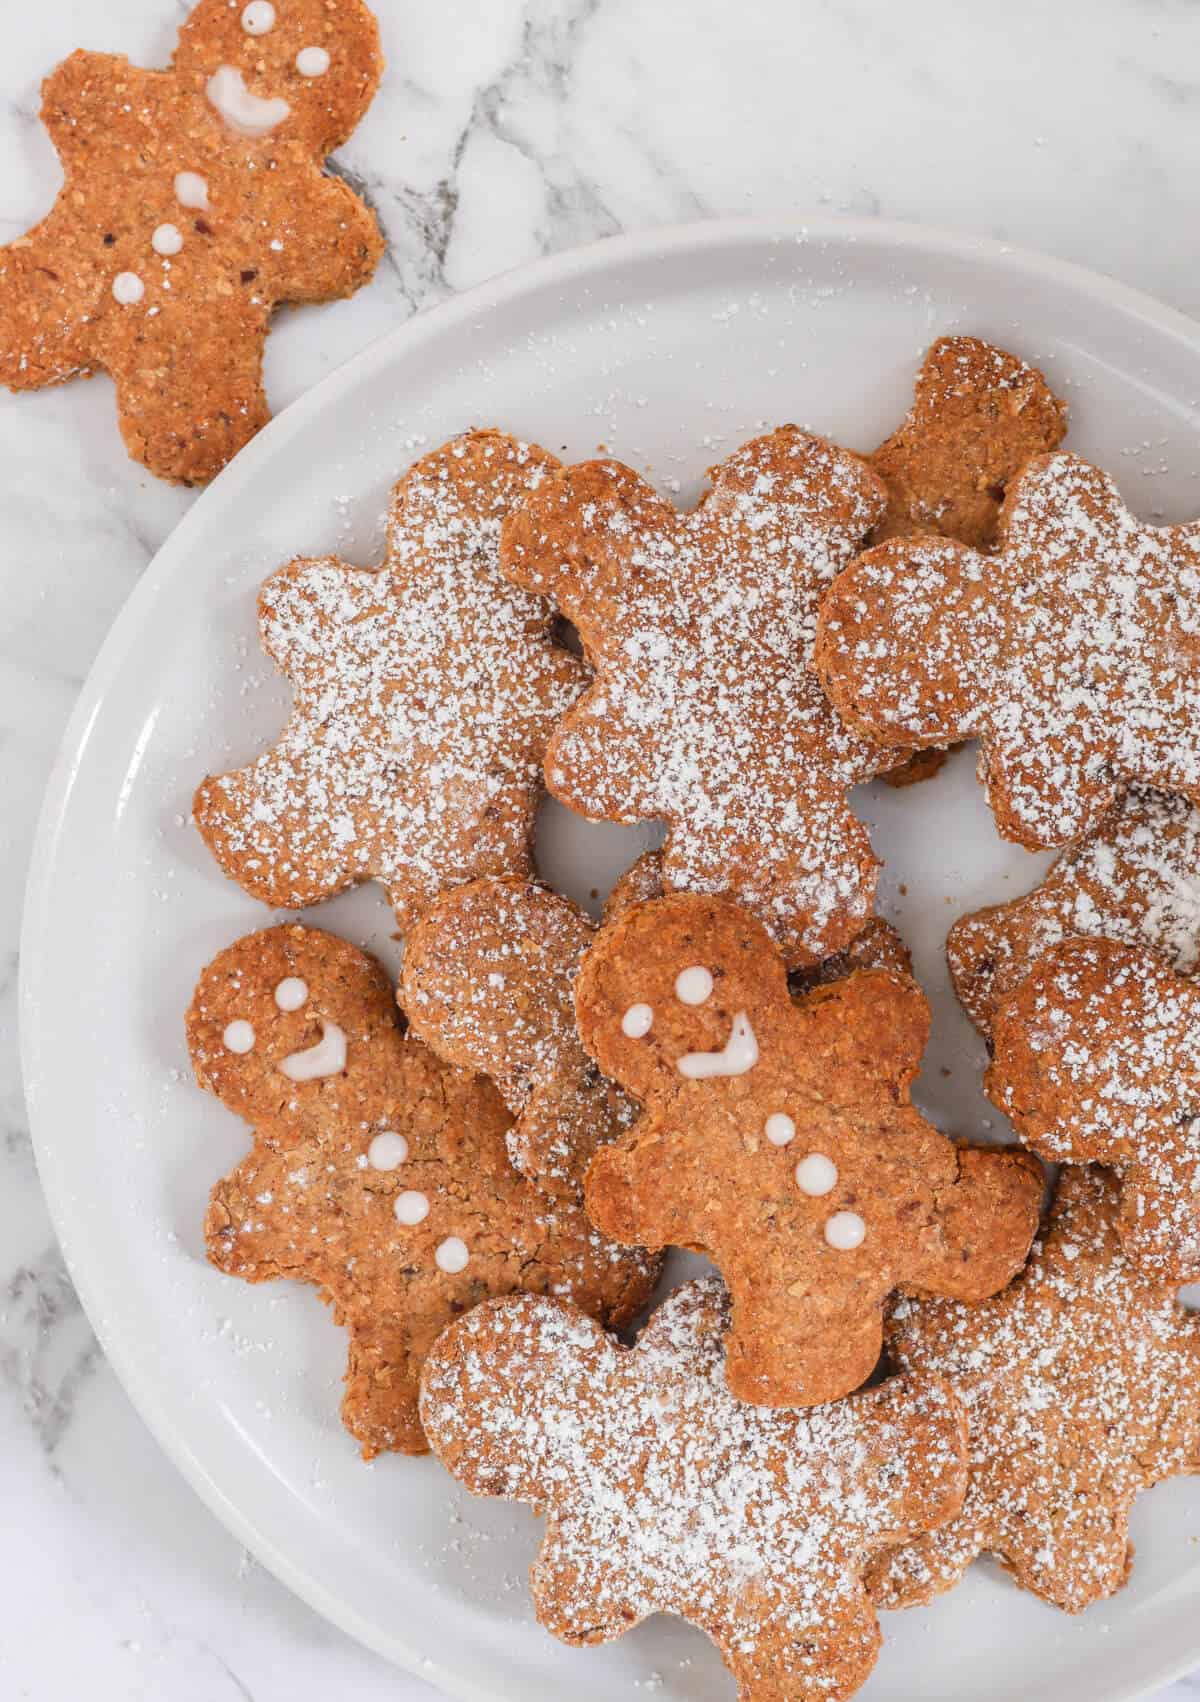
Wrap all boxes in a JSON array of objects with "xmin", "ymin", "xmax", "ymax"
[
  {"xmin": 187, "ymin": 923, "xmax": 657, "ymax": 1457},
  {"xmin": 194, "ymin": 431, "xmax": 585, "ymax": 928},
  {"xmin": 421, "ymin": 1276, "xmax": 968, "ymax": 1702},
  {"xmin": 871, "ymin": 1167, "xmax": 1200, "ymax": 1614},
  {"xmin": 0, "ymin": 0, "xmax": 384, "ymax": 482},
  {"xmin": 576, "ymin": 892, "xmax": 1042, "ymax": 1406}
]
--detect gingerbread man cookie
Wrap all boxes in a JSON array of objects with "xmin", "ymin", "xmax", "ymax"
[
  {"xmin": 950, "ymin": 785, "xmax": 1200, "ymax": 1038},
  {"xmin": 989, "ymin": 936, "xmax": 1200, "ymax": 1281},
  {"xmin": 501, "ymin": 428, "xmax": 895, "ymax": 967},
  {"xmin": 421, "ymin": 1276, "xmax": 968, "ymax": 1702},
  {"xmin": 400, "ymin": 878, "xmax": 635, "ymax": 1201},
  {"xmin": 815, "ymin": 453, "xmax": 1200, "ymax": 850},
  {"xmin": 0, "ymin": 0, "xmax": 384, "ymax": 483},
  {"xmin": 576, "ymin": 893, "xmax": 1042, "ymax": 1406},
  {"xmin": 870, "ymin": 1167, "xmax": 1200, "ymax": 1614},
  {"xmin": 187, "ymin": 923, "xmax": 657, "ymax": 1457},
  {"xmin": 194, "ymin": 431, "xmax": 585, "ymax": 928}
]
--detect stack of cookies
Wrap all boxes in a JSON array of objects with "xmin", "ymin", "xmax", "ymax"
[{"xmin": 185, "ymin": 339, "xmax": 1200, "ymax": 1702}]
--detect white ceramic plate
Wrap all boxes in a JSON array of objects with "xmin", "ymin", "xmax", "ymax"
[{"xmin": 22, "ymin": 216, "xmax": 1200, "ymax": 1702}]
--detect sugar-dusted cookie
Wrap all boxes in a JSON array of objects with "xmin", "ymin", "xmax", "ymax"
[
  {"xmin": 989, "ymin": 936, "xmax": 1200, "ymax": 1280},
  {"xmin": 950, "ymin": 785, "xmax": 1200, "ymax": 1038},
  {"xmin": 871, "ymin": 1167, "xmax": 1200, "ymax": 1613},
  {"xmin": 501, "ymin": 428, "xmax": 894, "ymax": 967},
  {"xmin": 194, "ymin": 432, "xmax": 585, "ymax": 928},
  {"xmin": 400, "ymin": 878, "xmax": 635, "ymax": 1201},
  {"xmin": 0, "ymin": 0, "xmax": 384, "ymax": 484},
  {"xmin": 421, "ymin": 1276, "xmax": 968, "ymax": 1702},
  {"xmin": 577, "ymin": 893, "xmax": 1042, "ymax": 1406},
  {"xmin": 187, "ymin": 923, "xmax": 657, "ymax": 1457},
  {"xmin": 815, "ymin": 453, "xmax": 1200, "ymax": 849}
]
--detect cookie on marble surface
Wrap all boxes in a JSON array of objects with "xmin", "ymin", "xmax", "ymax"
[
  {"xmin": 500, "ymin": 427, "xmax": 894, "ymax": 967},
  {"xmin": 420, "ymin": 1276, "xmax": 968, "ymax": 1702},
  {"xmin": 989, "ymin": 935, "xmax": 1200, "ymax": 1281},
  {"xmin": 194, "ymin": 431, "xmax": 585, "ymax": 930},
  {"xmin": 576, "ymin": 892, "xmax": 1042, "ymax": 1407},
  {"xmin": 0, "ymin": 0, "xmax": 383, "ymax": 483},
  {"xmin": 949, "ymin": 784, "xmax": 1200, "ymax": 1038},
  {"xmin": 187, "ymin": 923, "xmax": 658, "ymax": 1457},
  {"xmin": 870, "ymin": 1166, "xmax": 1200, "ymax": 1614},
  {"xmin": 815, "ymin": 453, "xmax": 1200, "ymax": 848}
]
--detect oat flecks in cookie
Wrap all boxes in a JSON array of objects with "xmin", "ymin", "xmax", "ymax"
[
  {"xmin": 186, "ymin": 923, "xmax": 658, "ymax": 1458},
  {"xmin": 421, "ymin": 1277, "xmax": 968, "ymax": 1702},
  {"xmin": 989, "ymin": 936, "xmax": 1200, "ymax": 1281},
  {"xmin": 816, "ymin": 452, "xmax": 1200, "ymax": 850},
  {"xmin": 0, "ymin": 0, "xmax": 384, "ymax": 484},
  {"xmin": 871, "ymin": 1167, "xmax": 1200, "ymax": 1614},
  {"xmin": 576, "ymin": 893, "xmax": 1042, "ymax": 1407},
  {"xmin": 400, "ymin": 878, "xmax": 636, "ymax": 1201},
  {"xmin": 501, "ymin": 428, "xmax": 893, "ymax": 968},
  {"xmin": 949, "ymin": 784, "xmax": 1200, "ymax": 1038},
  {"xmin": 194, "ymin": 431, "xmax": 585, "ymax": 929}
]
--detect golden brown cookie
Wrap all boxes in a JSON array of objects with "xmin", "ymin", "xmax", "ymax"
[
  {"xmin": 576, "ymin": 892, "xmax": 1042, "ymax": 1407},
  {"xmin": 870, "ymin": 1167, "xmax": 1200, "ymax": 1614},
  {"xmin": 815, "ymin": 453, "xmax": 1200, "ymax": 850},
  {"xmin": 0, "ymin": 0, "xmax": 384, "ymax": 483},
  {"xmin": 400, "ymin": 878, "xmax": 635, "ymax": 1201},
  {"xmin": 501, "ymin": 428, "xmax": 893, "ymax": 967},
  {"xmin": 194, "ymin": 431, "xmax": 585, "ymax": 929},
  {"xmin": 949, "ymin": 784, "xmax": 1200, "ymax": 1039},
  {"xmin": 988, "ymin": 936, "xmax": 1200, "ymax": 1281},
  {"xmin": 187, "ymin": 923, "xmax": 658, "ymax": 1457},
  {"xmin": 420, "ymin": 1276, "xmax": 968, "ymax": 1702}
]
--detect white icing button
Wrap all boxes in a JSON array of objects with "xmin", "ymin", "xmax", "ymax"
[
  {"xmin": 824, "ymin": 1210, "xmax": 866, "ymax": 1251},
  {"xmin": 273, "ymin": 976, "xmax": 308, "ymax": 1012},
  {"xmin": 175, "ymin": 171, "xmax": 210, "ymax": 210},
  {"xmin": 795, "ymin": 1153, "xmax": 839, "ymax": 1196},
  {"xmin": 279, "ymin": 1020, "xmax": 346, "ymax": 1081},
  {"xmin": 152, "ymin": 223, "xmax": 183, "ymax": 257},
  {"xmin": 435, "ymin": 1236, "xmax": 470, "ymax": 1274},
  {"xmin": 678, "ymin": 1011, "xmax": 759, "ymax": 1079},
  {"xmin": 112, "ymin": 272, "xmax": 144, "ymax": 305},
  {"xmin": 765, "ymin": 1112, "xmax": 795, "ymax": 1147},
  {"xmin": 206, "ymin": 66, "xmax": 291, "ymax": 138},
  {"xmin": 621, "ymin": 1003, "xmax": 654, "ymax": 1038},
  {"xmin": 394, "ymin": 1190, "xmax": 430, "ymax": 1227},
  {"xmin": 368, "ymin": 1132, "xmax": 408, "ymax": 1172},
  {"xmin": 674, "ymin": 965, "xmax": 714, "ymax": 1006},
  {"xmin": 223, "ymin": 1019, "xmax": 255, "ymax": 1054},
  {"xmin": 296, "ymin": 45, "xmax": 332, "ymax": 76},
  {"xmin": 241, "ymin": 1, "xmax": 277, "ymax": 34}
]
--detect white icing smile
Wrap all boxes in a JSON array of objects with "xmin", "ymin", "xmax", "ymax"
[
  {"xmin": 279, "ymin": 1020, "xmax": 347, "ymax": 1081},
  {"xmin": 677, "ymin": 1011, "xmax": 759, "ymax": 1079},
  {"xmin": 206, "ymin": 66, "xmax": 291, "ymax": 138}
]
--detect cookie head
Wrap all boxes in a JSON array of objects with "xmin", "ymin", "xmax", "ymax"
[{"xmin": 177, "ymin": 0, "xmax": 382, "ymax": 151}]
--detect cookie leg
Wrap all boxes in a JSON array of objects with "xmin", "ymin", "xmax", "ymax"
[
  {"xmin": 342, "ymin": 1318, "xmax": 427, "ymax": 1459},
  {"xmin": 865, "ymin": 1516, "xmax": 981, "ymax": 1610},
  {"xmin": 0, "ymin": 222, "xmax": 95, "ymax": 389},
  {"xmin": 715, "ymin": 1581, "xmax": 882, "ymax": 1702},
  {"xmin": 724, "ymin": 1288, "xmax": 885, "ymax": 1408},
  {"xmin": 908, "ymin": 1147, "xmax": 1042, "ymax": 1301},
  {"xmin": 995, "ymin": 1492, "xmax": 1133, "ymax": 1612},
  {"xmin": 980, "ymin": 733, "xmax": 1116, "ymax": 850},
  {"xmin": 1116, "ymin": 1156, "xmax": 1200, "ymax": 1283}
]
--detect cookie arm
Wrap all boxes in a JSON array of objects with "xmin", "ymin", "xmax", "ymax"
[
  {"xmin": 584, "ymin": 1120, "xmax": 701, "ymax": 1250},
  {"xmin": 0, "ymin": 211, "xmax": 96, "ymax": 390},
  {"xmin": 40, "ymin": 53, "xmax": 160, "ymax": 167},
  {"xmin": 267, "ymin": 172, "xmax": 384, "ymax": 303},
  {"xmin": 205, "ymin": 1145, "xmax": 325, "ymax": 1285}
]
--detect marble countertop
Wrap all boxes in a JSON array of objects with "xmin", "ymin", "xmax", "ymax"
[{"xmin": 4, "ymin": 1, "xmax": 1200, "ymax": 1697}]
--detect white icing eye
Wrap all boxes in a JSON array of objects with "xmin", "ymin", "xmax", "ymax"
[
  {"xmin": 367, "ymin": 1132, "xmax": 408, "ymax": 1171},
  {"xmin": 296, "ymin": 45, "xmax": 331, "ymax": 76},
  {"xmin": 152, "ymin": 223, "xmax": 183, "ymax": 257},
  {"xmin": 765, "ymin": 1112, "xmax": 795, "ymax": 1147},
  {"xmin": 273, "ymin": 976, "xmax": 308, "ymax": 1012},
  {"xmin": 174, "ymin": 171, "xmax": 210, "ymax": 210},
  {"xmin": 435, "ymin": 1236, "xmax": 470, "ymax": 1274},
  {"xmin": 279, "ymin": 1020, "xmax": 346, "ymax": 1081},
  {"xmin": 112, "ymin": 272, "xmax": 144, "ymax": 305},
  {"xmin": 394, "ymin": 1190, "xmax": 430, "ymax": 1226},
  {"xmin": 223, "ymin": 1019, "xmax": 255, "ymax": 1054},
  {"xmin": 824, "ymin": 1210, "xmax": 866, "ymax": 1250},
  {"xmin": 795, "ymin": 1153, "xmax": 838, "ymax": 1196},
  {"xmin": 674, "ymin": 965, "xmax": 714, "ymax": 1006},
  {"xmin": 241, "ymin": 1, "xmax": 277, "ymax": 35},
  {"xmin": 621, "ymin": 1003, "xmax": 654, "ymax": 1038}
]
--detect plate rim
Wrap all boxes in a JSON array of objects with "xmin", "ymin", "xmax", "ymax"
[{"xmin": 20, "ymin": 210, "xmax": 1200, "ymax": 1702}]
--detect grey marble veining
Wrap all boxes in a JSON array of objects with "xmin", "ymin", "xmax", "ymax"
[{"xmin": 3, "ymin": 0, "xmax": 1200, "ymax": 1697}]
